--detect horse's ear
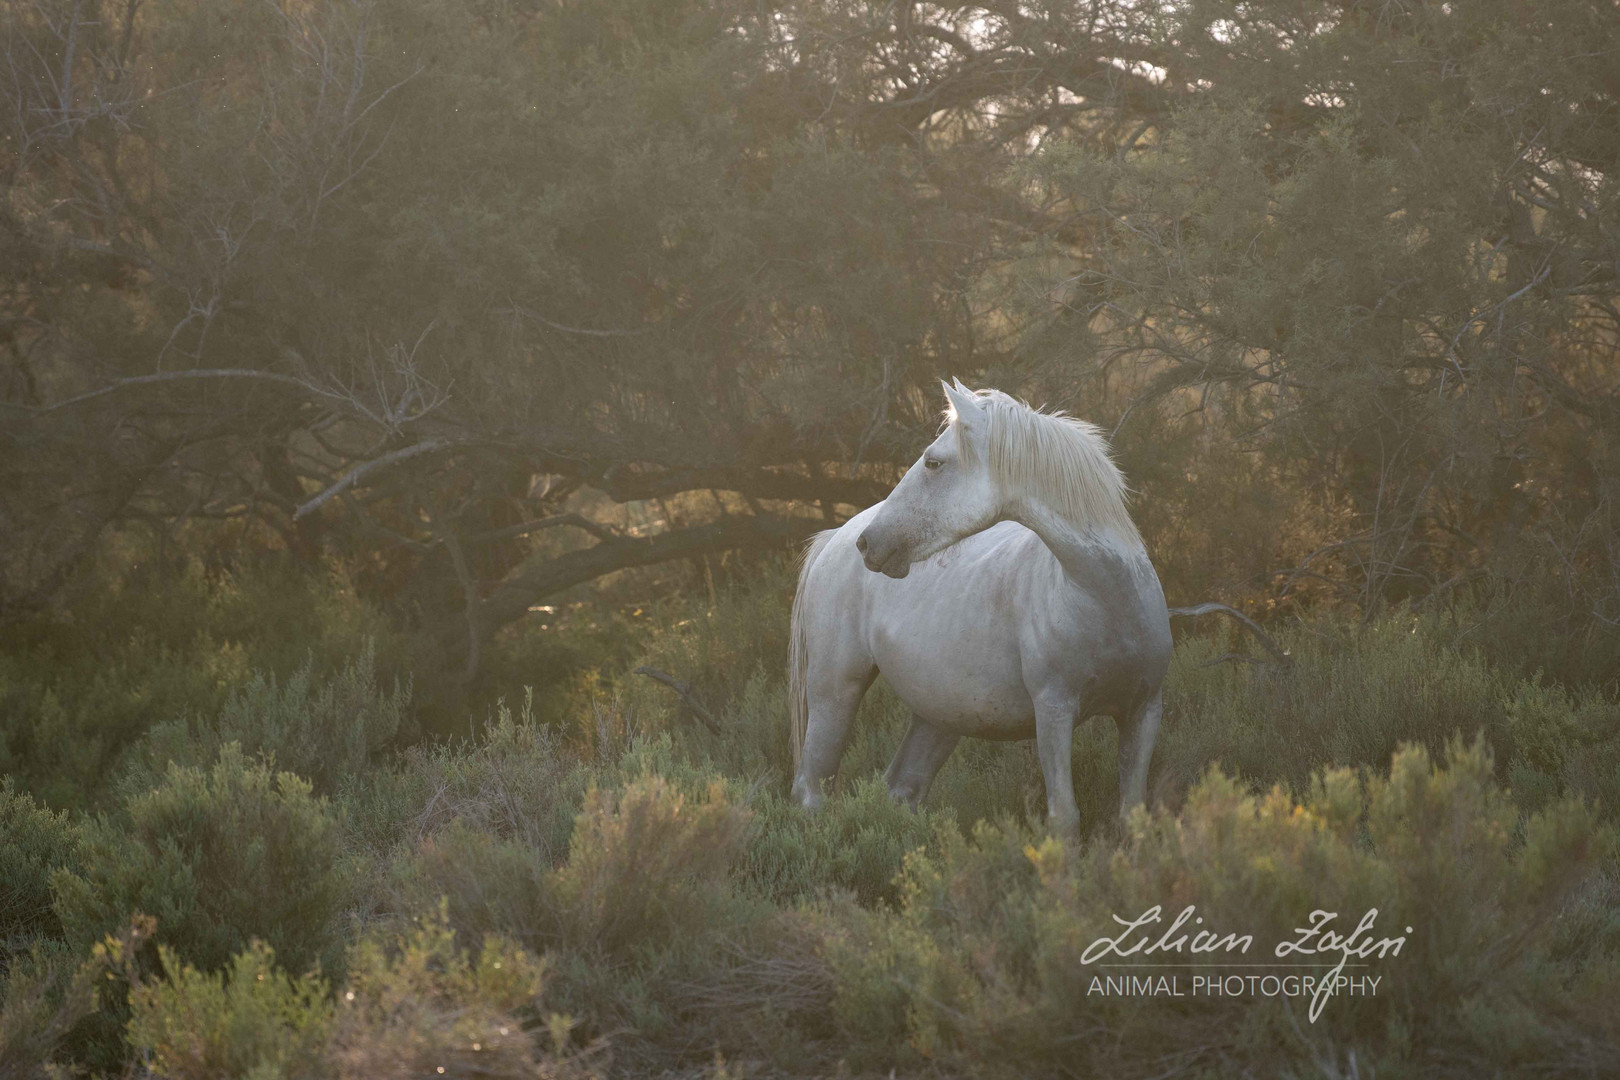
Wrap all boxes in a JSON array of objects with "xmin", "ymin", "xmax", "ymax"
[{"xmin": 942, "ymin": 379, "xmax": 983, "ymax": 430}]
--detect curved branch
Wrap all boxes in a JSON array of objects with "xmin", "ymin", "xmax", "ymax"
[
  {"xmin": 633, "ymin": 666, "xmax": 721, "ymax": 735},
  {"xmin": 293, "ymin": 439, "xmax": 456, "ymax": 520},
  {"xmin": 479, "ymin": 512, "xmax": 811, "ymax": 635},
  {"xmin": 1168, "ymin": 602, "xmax": 1293, "ymax": 665},
  {"xmin": 593, "ymin": 464, "xmax": 889, "ymax": 508}
]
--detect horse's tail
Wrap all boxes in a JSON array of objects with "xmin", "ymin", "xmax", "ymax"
[{"xmin": 789, "ymin": 528, "xmax": 837, "ymax": 773}]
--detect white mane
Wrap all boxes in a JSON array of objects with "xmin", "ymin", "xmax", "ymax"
[{"xmin": 948, "ymin": 388, "xmax": 1140, "ymax": 543}]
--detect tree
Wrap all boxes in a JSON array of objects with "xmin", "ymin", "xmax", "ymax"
[
  {"xmin": 3, "ymin": 1, "xmax": 1616, "ymax": 687},
  {"xmin": 0, "ymin": 1, "xmax": 998, "ymax": 687}
]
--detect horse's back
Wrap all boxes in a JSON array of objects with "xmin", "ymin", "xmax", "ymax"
[{"xmin": 805, "ymin": 511, "xmax": 1169, "ymax": 735}]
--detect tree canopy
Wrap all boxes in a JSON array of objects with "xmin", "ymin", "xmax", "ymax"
[{"xmin": 4, "ymin": 0, "xmax": 1616, "ymax": 684}]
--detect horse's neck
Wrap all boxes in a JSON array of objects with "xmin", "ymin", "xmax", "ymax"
[{"xmin": 1009, "ymin": 498, "xmax": 1147, "ymax": 588}]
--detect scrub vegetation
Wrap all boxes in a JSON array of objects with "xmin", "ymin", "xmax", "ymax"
[{"xmin": 2, "ymin": 565, "xmax": 1617, "ymax": 1077}]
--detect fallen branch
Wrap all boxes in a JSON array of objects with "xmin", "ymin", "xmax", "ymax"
[
  {"xmin": 633, "ymin": 666, "xmax": 721, "ymax": 735},
  {"xmin": 1168, "ymin": 602, "xmax": 1292, "ymax": 666}
]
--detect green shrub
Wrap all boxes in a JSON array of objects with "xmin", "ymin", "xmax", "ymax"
[
  {"xmin": 0, "ymin": 777, "xmax": 82, "ymax": 953},
  {"xmin": 347, "ymin": 691, "xmax": 586, "ymax": 862},
  {"xmin": 388, "ymin": 761, "xmax": 770, "ymax": 1071},
  {"xmin": 743, "ymin": 776, "xmax": 935, "ymax": 906},
  {"xmin": 391, "ymin": 821, "xmax": 556, "ymax": 952},
  {"xmin": 0, "ymin": 941, "xmax": 100, "ymax": 1080},
  {"xmin": 0, "ymin": 556, "xmax": 403, "ymax": 811},
  {"xmin": 382, "ymin": 751, "xmax": 752, "ymax": 975},
  {"xmin": 121, "ymin": 909, "xmax": 598, "ymax": 1080},
  {"xmin": 554, "ymin": 775, "xmax": 751, "ymax": 956},
  {"xmin": 0, "ymin": 634, "xmax": 247, "ymax": 814},
  {"xmin": 126, "ymin": 941, "xmax": 333, "ymax": 1080},
  {"xmin": 602, "ymin": 574, "xmax": 795, "ymax": 771},
  {"xmin": 10, "ymin": 547, "xmax": 1617, "ymax": 1076},
  {"xmin": 129, "ymin": 641, "xmax": 409, "ymax": 798},
  {"xmin": 1157, "ymin": 616, "xmax": 1507, "ymax": 804},
  {"xmin": 1501, "ymin": 675, "xmax": 1620, "ymax": 817},
  {"xmin": 333, "ymin": 906, "xmax": 598, "ymax": 1080},
  {"xmin": 1449, "ymin": 570, "xmax": 1620, "ymax": 693},
  {"xmin": 1157, "ymin": 613, "xmax": 1620, "ymax": 830},
  {"xmin": 822, "ymin": 738, "xmax": 1619, "ymax": 1077},
  {"xmin": 53, "ymin": 744, "xmax": 350, "ymax": 977}
]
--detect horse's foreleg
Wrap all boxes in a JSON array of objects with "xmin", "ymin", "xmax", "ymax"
[
  {"xmin": 884, "ymin": 718, "xmax": 959, "ymax": 808},
  {"xmin": 1116, "ymin": 690, "xmax": 1162, "ymax": 819},
  {"xmin": 792, "ymin": 671, "xmax": 873, "ymax": 810},
  {"xmin": 1034, "ymin": 698, "xmax": 1081, "ymax": 835}
]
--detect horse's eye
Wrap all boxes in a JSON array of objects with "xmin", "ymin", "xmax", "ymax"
[{"xmin": 924, "ymin": 457, "xmax": 942, "ymax": 470}]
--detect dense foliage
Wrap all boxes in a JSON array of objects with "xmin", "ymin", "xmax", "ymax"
[{"xmin": 3, "ymin": 0, "xmax": 1615, "ymax": 694}]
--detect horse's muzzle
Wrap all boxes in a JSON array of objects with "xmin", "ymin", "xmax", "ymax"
[{"xmin": 858, "ymin": 528, "xmax": 911, "ymax": 578}]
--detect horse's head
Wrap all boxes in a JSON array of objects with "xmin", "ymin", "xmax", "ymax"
[{"xmin": 857, "ymin": 379, "xmax": 1000, "ymax": 579}]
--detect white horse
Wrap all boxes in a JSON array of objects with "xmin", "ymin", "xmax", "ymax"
[{"xmin": 789, "ymin": 381, "xmax": 1172, "ymax": 831}]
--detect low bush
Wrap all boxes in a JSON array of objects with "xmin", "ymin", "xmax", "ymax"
[
  {"xmin": 126, "ymin": 941, "xmax": 333, "ymax": 1080},
  {"xmin": 0, "ymin": 777, "xmax": 82, "ymax": 955},
  {"xmin": 0, "ymin": 556, "xmax": 404, "ymax": 811},
  {"xmin": 0, "ymin": 942, "xmax": 100, "ymax": 1080},
  {"xmin": 554, "ymin": 775, "xmax": 751, "ymax": 956},
  {"xmin": 388, "ymin": 754, "xmax": 772, "ymax": 1072},
  {"xmin": 1501, "ymin": 675, "xmax": 1620, "ymax": 817},
  {"xmin": 12, "ymin": 560, "xmax": 1620, "ymax": 1077},
  {"xmin": 600, "ymin": 575, "xmax": 794, "ymax": 772},
  {"xmin": 349, "ymin": 691, "xmax": 584, "ymax": 864},
  {"xmin": 823, "ymin": 738, "xmax": 1619, "ymax": 1077},
  {"xmin": 333, "ymin": 906, "xmax": 599, "ymax": 1080},
  {"xmin": 392, "ymin": 821, "xmax": 556, "ymax": 952},
  {"xmin": 1156, "ymin": 616, "xmax": 1506, "ymax": 805},
  {"xmin": 395, "ymin": 757, "xmax": 752, "ymax": 960},
  {"xmin": 53, "ymin": 744, "xmax": 350, "ymax": 978},
  {"xmin": 1157, "ymin": 615, "xmax": 1620, "ymax": 827},
  {"xmin": 1447, "ymin": 568, "xmax": 1620, "ymax": 694},
  {"xmin": 128, "ymin": 642, "xmax": 409, "ymax": 798},
  {"xmin": 743, "ymin": 775, "xmax": 935, "ymax": 906},
  {"xmin": 0, "ymin": 636, "xmax": 247, "ymax": 815},
  {"xmin": 120, "ymin": 907, "xmax": 599, "ymax": 1080}
]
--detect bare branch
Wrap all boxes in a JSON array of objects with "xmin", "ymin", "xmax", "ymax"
[
  {"xmin": 293, "ymin": 438, "xmax": 455, "ymax": 520},
  {"xmin": 507, "ymin": 304, "xmax": 658, "ymax": 338},
  {"xmin": 1168, "ymin": 602, "xmax": 1293, "ymax": 666},
  {"xmin": 469, "ymin": 513, "xmax": 620, "ymax": 545},
  {"xmin": 7, "ymin": 368, "xmax": 336, "ymax": 415},
  {"xmin": 633, "ymin": 666, "xmax": 721, "ymax": 735}
]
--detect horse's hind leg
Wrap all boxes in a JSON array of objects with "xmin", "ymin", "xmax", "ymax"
[
  {"xmin": 884, "ymin": 717, "xmax": 960, "ymax": 808},
  {"xmin": 792, "ymin": 662, "xmax": 876, "ymax": 810},
  {"xmin": 1116, "ymin": 690, "xmax": 1163, "ymax": 818}
]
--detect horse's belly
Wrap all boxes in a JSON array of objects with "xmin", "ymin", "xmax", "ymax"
[{"xmin": 869, "ymin": 620, "xmax": 1035, "ymax": 737}]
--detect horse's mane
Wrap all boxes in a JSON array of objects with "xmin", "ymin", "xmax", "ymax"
[{"xmin": 948, "ymin": 388, "xmax": 1141, "ymax": 543}]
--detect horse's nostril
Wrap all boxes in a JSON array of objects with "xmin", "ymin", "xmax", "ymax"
[{"xmin": 856, "ymin": 534, "xmax": 869, "ymax": 554}]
